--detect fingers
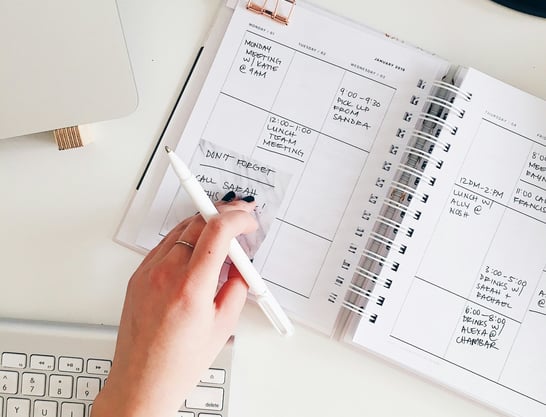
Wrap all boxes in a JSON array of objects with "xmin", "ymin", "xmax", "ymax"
[
  {"xmin": 140, "ymin": 195, "xmax": 257, "ymax": 308},
  {"xmin": 146, "ymin": 197, "xmax": 256, "ymax": 268},
  {"xmin": 182, "ymin": 208, "xmax": 258, "ymax": 298},
  {"xmin": 175, "ymin": 199, "xmax": 256, "ymax": 257},
  {"xmin": 140, "ymin": 214, "xmax": 200, "ymax": 268},
  {"xmin": 163, "ymin": 198, "xmax": 257, "ymax": 267},
  {"xmin": 213, "ymin": 264, "xmax": 249, "ymax": 334},
  {"xmin": 215, "ymin": 263, "xmax": 249, "ymax": 313}
]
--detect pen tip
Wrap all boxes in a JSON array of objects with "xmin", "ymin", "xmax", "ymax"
[{"xmin": 165, "ymin": 146, "xmax": 172, "ymax": 153}]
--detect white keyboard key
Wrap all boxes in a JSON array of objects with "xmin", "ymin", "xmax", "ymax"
[
  {"xmin": 86, "ymin": 359, "xmax": 111, "ymax": 375},
  {"xmin": 76, "ymin": 376, "xmax": 101, "ymax": 400},
  {"xmin": 199, "ymin": 414, "xmax": 222, "ymax": 417},
  {"xmin": 61, "ymin": 402, "xmax": 85, "ymax": 417},
  {"xmin": 200, "ymin": 369, "xmax": 226, "ymax": 385},
  {"xmin": 176, "ymin": 413, "xmax": 194, "ymax": 417},
  {"xmin": 30, "ymin": 355, "xmax": 55, "ymax": 371},
  {"xmin": 185, "ymin": 386, "xmax": 224, "ymax": 411},
  {"xmin": 59, "ymin": 357, "xmax": 84, "ymax": 373},
  {"xmin": 34, "ymin": 401, "xmax": 58, "ymax": 417},
  {"xmin": 0, "ymin": 370, "xmax": 19, "ymax": 394},
  {"xmin": 21, "ymin": 372, "xmax": 46, "ymax": 396},
  {"xmin": 2, "ymin": 352, "xmax": 27, "ymax": 369},
  {"xmin": 49, "ymin": 374, "xmax": 73, "ymax": 398},
  {"xmin": 6, "ymin": 398, "xmax": 31, "ymax": 417}
]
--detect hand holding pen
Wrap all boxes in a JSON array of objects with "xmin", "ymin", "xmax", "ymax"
[
  {"xmin": 94, "ymin": 193, "xmax": 260, "ymax": 417},
  {"xmin": 165, "ymin": 146, "xmax": 294, "ymax": 337},
  {"xmin": 93, "ymin": 147, "xmax": 294, "ymax": 417}
]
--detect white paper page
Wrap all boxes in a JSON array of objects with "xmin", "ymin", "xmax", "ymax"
[
  {"xmin": 137, "ymin": 0, "xmax": 449, "ymax": 333},
  {"xmin": 352, "ymin": 69, "xmax": 546, "ymax": 417}
]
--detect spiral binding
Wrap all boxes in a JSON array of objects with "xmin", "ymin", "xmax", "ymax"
[
  {"xmin": 404, "ymin": 145, "xmax": 445, "ymax": 168},
  {"xmin": 368, "ymin": 231, "xmax": 407, "ymax": 254},
  {"xmin": 341, "ymin": 70, "xmax": 472, "ymax": 324},
  {"xmin": 411, "ymin": 130, "xmax": 451, "ymax": 152},
  {"xmin": 431, "ymin": 80, "xmax": 473, "ymax": 101},
  {"xmin": 426, "ymin": 95, "xmax": 466, "ymax": 118},
  {"xmin": 376, "ymin": 214, "xmax": 414, "ymax": 237},
  {"xmin": 354, "ymin": 265, "xmax": 393, "ymax": 287},
  {"xmin": 383, "ymin": 198, "xmax": 421, "ymax": 220}
]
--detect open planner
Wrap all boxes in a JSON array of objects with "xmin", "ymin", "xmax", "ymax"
[{"xmin": 116, "ymin": 1, "xmax": 546, "ymax": 416}]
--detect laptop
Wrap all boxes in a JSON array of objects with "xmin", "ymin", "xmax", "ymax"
[{"xmin": 0, "ymin": 0, "xmax": 138, "ymax": 140}]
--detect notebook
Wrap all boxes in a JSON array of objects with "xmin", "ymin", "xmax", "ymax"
[
  {"xmin": 116, "ymin": 2, "xmax": 546, "ymax": 417},
  {"xmin": 0, "ymin": 0, "xmax": 137, "ymax": 141}
]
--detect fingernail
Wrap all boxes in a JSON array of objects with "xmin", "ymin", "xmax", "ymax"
[
  {"xmin": 241, "ymin": 195, "xmax": 255, "ymax": 202},
  {"xmin": 221, "ymin": 191, "xmax": 236, "ymax": 201}
]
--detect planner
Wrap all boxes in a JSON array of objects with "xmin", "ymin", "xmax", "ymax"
[{"xmin": 116, "ymin": 2, "xmax": 546, "ymax": 417}]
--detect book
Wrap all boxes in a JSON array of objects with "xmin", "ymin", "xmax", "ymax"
[{"xmin": 116, "ymin": 1, "xmax": 546, "ymax": 416}]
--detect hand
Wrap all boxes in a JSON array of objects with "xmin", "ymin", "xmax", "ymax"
[{"xmin": 91, "ymin": 198, "xmax": 257, "ymax": 417}]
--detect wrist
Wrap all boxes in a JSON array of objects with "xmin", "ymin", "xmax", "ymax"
[
  {"xmin": 91, "ymin": 385, "xmax": 145, "ymax": 417},
  {"xmin": 91, "ymin": 368, "xmax": 188, "ymax": 417}
]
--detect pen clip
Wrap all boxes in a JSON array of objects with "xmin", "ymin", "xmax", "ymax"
[{"xmin": 255, "ymin": 291, "xmax": 295, "ymax": 337}]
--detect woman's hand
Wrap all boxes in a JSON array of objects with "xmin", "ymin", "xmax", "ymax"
[{"xmin": 92, "ymin": 197, "xmax": 257, "ymax": 417}]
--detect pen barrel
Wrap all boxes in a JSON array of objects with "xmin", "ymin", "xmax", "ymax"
[{"xmin": 182, "ymin": 177, "xmax": 219, "ymax": 221}]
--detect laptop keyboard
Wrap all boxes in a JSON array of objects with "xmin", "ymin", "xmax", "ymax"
[{"xmin": 0, "ymin": 318, "xmax": 234, "ymax": 417}]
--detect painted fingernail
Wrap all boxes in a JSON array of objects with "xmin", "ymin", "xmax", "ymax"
[
  {"xmin": 241, "ymin": 195, "xmax": 255, "ymax": 202},
  {"xmin": 221, "ymin": 191, "xmax": 236, "ymax": 202}
]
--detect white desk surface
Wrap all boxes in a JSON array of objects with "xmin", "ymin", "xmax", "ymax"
[{"xmin": 0, "ymin": 1, "xmax": 544, "ymax": 416}]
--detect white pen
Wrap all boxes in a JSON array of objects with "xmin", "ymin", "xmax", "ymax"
[{"xmin": 165, "ymin": 146, "xmax": 294, "ymax": 337}]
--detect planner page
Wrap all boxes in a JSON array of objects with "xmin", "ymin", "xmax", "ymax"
[
  {"xmin": 352, "ymin": 68, "xmax": 546, "ymax": 417},
  {"xmin": 136, "ymin": 0, "xmax": 449, "ymax": 333}
]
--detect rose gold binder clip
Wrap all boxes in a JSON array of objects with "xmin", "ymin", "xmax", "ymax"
[{"xmin": 246, "ymin": 0, "xmax": 296, "ymax": 25}]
